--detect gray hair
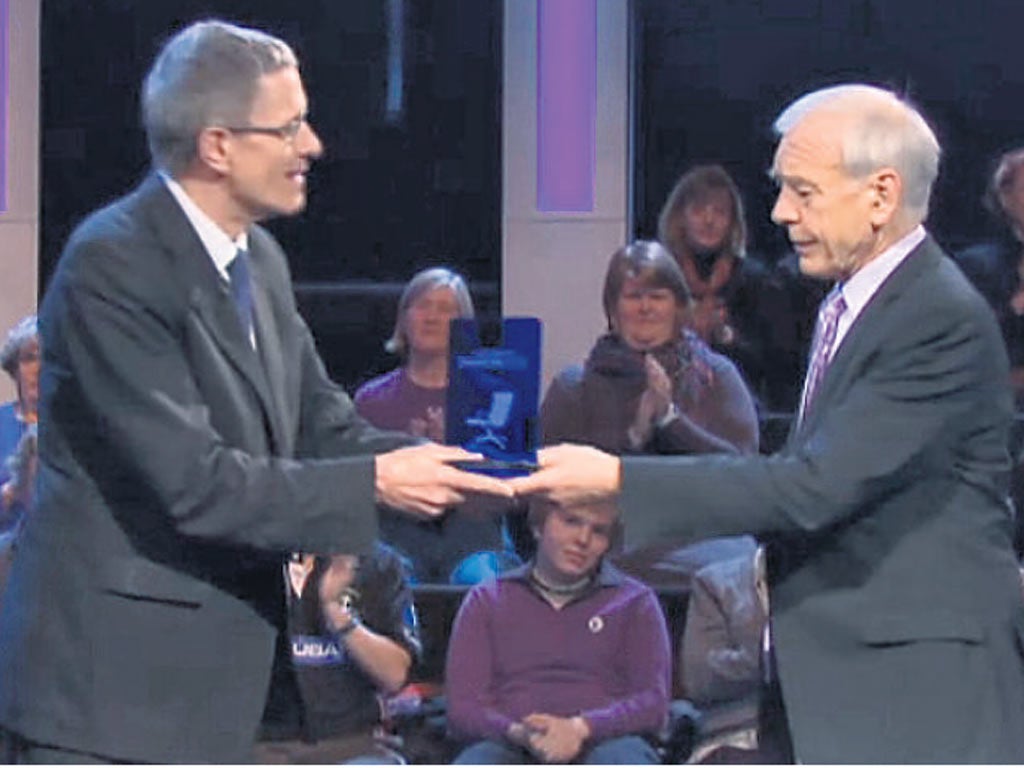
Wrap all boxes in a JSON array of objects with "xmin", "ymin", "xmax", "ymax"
[
  {"xmin": 0, "ymin": 315, "xmax": 38, "ymax": 381},
  {"xmin": 986, "ymin": 147, "xmax": 1024, "ymax": 224},
  {"xmin": 142, "ymin": 20, "xmax": 298, "ymax": 175},
  {"xmin": 773, "ymin": 84, "xmax": 941, "ymax": 223},
  {"xmin": 385, "ymin": 267, "xmax": 476, "ymax": 357}
]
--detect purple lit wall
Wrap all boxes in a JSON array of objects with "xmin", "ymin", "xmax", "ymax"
[
  {"xmin": 536, "ymin": 0, "xmax": 596, "ymax": 213},
  {"xmin": 0, "ymin": 0, "xmax": 7, "ymax": 213}
]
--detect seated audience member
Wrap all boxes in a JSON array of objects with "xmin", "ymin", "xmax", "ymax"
[
  {"xmin": 355, "ymin": 267, "xmax": 472, "ymax": 441},
  {"xmin": 355, "ymin": 268, "xmax": 519, "ymax": 583},
  {"xmin": 0, "ymin": 315, "xmax": 38, "ymax": 534},
  {"xmin": 657, "ymin": 165, "xmax": 773, "ymax": 404},
  {"xmin": 446, "ymin": 497, "xmax": 671, "ymax": 765},
  {"xmin": 541, "ymin": 240, "xmax": 758, "ymax": 457},
  {"xmin": 0, "ymin": 425, "xmax": 37, "ymax": 616},
  {"xmin": 680, "ymin": 539, "xmax": 770, "ymax": 763},
  {"xmin": 956, "ymin": 147, "xmax": 1024, "ymax": 406},
  {"xmin": 255, "ymin": 544, "xmax": 420, "ymax": 764}
]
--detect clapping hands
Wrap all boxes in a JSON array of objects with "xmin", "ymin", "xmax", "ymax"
[{"xmin": 628, "ymin": 354, "xmax": 673, "ymax": 448}]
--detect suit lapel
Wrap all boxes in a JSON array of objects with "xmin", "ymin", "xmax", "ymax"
[
  {"xmin": 791, "ymin": 237, "xmax": 942, "ymax": 442},
  {"xmin": 136, "ymin": 175, "xmax": 282, "ymax": 448},
  {"xmin": 249, "ymin": 252, "xmax": 292, "ymax": 456}
]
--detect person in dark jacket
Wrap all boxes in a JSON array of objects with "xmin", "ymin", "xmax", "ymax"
[
  {"xmin": 541, "ymin": 240, "xmax": 758, "ymax": 458},
  {"xmin": 658, "ymin": 165, "xmax": 773, "ymax": 404}
]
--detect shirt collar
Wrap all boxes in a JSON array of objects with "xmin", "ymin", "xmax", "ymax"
[
  {"xmin": 160, "ymin": 172, "xmax": 249, "ymax": 281},
  {"xmin": 502, "ymin": 559, "xmax": 626, "ymax": 589},
  {"xmin": 839, "ymin": 225, "xmax": 926, "ymax": 320}
]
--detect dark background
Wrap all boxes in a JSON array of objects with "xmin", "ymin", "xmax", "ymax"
[
  {"xmin": 634, "ymin": 0, "xmax": 1024, "ymax": 260},
  {"xmin": 38, "ymin": 0, "xmax": 1024, "ymax": 389},
  {"xmin": 39, "ymin": 0, "xmax": 502, "ymax": 389}
]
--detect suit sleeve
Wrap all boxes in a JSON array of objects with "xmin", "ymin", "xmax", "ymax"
[
  {"xmin": 623, "ymin": 278, "xmax": 1009, "ymax": 547},
  {"xmin": 48, "ymin": 234, "xmax": 390, "ymax": 555},
  {"xmin": 291, "ymin": 314, "xmax": 413, "ymax": 460}
]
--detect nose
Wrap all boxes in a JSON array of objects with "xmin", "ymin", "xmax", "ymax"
[
  {"xmin": 298, "ymin": 120, "xmax": 324, "ymax": 159},
  {"xmin": 771, "ymin": 190, "xmax": 796, "ymax": 226},
  {"xmin": 574, "ymin": 524, "xmax": 593, "ymax": 548}
]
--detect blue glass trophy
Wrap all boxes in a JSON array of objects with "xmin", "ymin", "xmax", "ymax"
[{"xmin": 446, "ymin": 317, "xmax": 541, "ymax": 476}]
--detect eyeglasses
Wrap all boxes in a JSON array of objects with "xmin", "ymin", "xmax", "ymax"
[{"xmin": 223, "ymin": 115, "xmax": 309, "ymax": 142}]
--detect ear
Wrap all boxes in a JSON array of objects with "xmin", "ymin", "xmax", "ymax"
[
  {"xmin": 867, "ymin": 168, "xmax": 902, "ymax": 228},
  {"xmin": 531, "ymin": 525, "xmax": 541, "ymax": 541},
  {"xmin": 196, "ymin": 126, "xmax": 233, "ymax": 175}
]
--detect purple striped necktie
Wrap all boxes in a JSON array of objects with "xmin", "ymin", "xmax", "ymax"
[{"xmin": 799, "ymin": 286, "xmax": 846, "ymax": 423}]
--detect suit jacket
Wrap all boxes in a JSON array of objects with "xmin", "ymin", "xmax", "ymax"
[
  {"xmin": 622, "ymin": 236, "xmax": 1024, "ymax": 762},
  {"xmin": 0, "ymin": 175, "xmax": 412, "ymax": 763}
]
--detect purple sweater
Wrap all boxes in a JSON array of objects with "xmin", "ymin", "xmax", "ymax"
[
  {"xmin": 353, "ymin": 368, "xmax": 446, "ymax": 438},
  {"xmin": 445, "ymin": 563, "xmax": 671, "ymax": 744}
]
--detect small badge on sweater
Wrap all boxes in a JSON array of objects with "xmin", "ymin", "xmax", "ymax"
[{"xmin": 588, "ymin": 615, "xmax": 604, "ymax": 634}]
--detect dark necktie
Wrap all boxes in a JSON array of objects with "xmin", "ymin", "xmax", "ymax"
[
  {"xmin": 799, "ymin": 285, "xmax": 847, "ymax": 422},
  {"xmin": 227, "ymin": 248, "xmax": 254, "ymax": 343}
]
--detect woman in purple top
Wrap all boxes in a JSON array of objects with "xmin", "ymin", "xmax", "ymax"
[
  {"xmin": 355, "ymin": 268, "xmax": 474, "ymax": 442},
  {"xmin": 355, "ymin": 269, "xmax": 519, "ymax": 583},
  {"xmin": 541, "ymin": 241, "xmax": 758, "ymax": 457},
  {"xmin": 446, "ymin": 497, "xmax": 671, "ymax": 764}
]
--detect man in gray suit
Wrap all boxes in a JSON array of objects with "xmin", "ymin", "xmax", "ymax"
[
  {"xmin": 0, "ymin": 20, "xmax": 510, "ymax": 764},
  {"xmin": 512, "ymin": 84, "xmax": 1024, "ymax": 762}
]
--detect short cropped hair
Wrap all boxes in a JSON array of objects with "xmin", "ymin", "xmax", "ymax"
[
  {"xmin": 773, "ymin": 84, "xmax": 941, "ymax": 223},
  {"xmin": 0, "ymin": 315, "xmax": 38, "ymax": 381},
  {"xmin": 657, "ymin": 164, "xmax": 748, "ymax": 260},
  {"xmin": 142, "ymin": 20, "xmax": 298, "ymax": 174},
  {"xmin": 602, "ymin": 240, "xmax": 692, "ymax": 331},
  {"xmin": 385, "ymin": 267, "xmax": 475, "ymax": 357}
]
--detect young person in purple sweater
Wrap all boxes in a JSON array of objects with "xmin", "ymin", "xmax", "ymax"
[{"xmin": 445, "ymin": 497, "xmax": 671, "ymax": 764}]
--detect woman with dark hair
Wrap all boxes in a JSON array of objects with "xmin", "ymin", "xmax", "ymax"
[
  {"xmin": 356, "ymin": 268, "xmax": 519, "ymax": 584},
  {"xmin": 658, "ymin": 165, "xmax": 772, "ymax": 403},
  {"xmin": 541, "ymin": 241, "xmax": 758, "ymax": 457}
]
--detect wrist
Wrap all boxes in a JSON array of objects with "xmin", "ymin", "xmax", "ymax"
[
  {"xmin": 570, "ymin": 715, "xmax": 591, "ymax": 741},
  {"xmin": 324, "ymin": 595, "xmax": 362, "ymax": 639},
  {"xmin": 330, "ymin": 612, "xmax": 361, "ymax": 640},
  {"xmin": 656, "ymin": 401, "xmax": 679, "ymax": 429}
]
